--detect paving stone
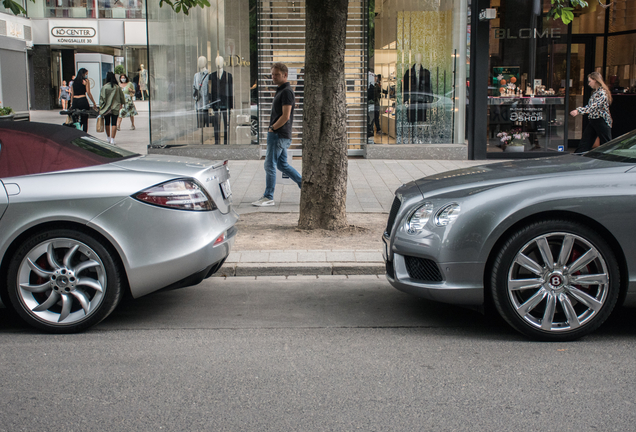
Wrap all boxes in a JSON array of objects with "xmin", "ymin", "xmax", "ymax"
[
  {"xmin": 268, "ymin": 252, "xmax": 299, "ymax": 262},
  {"xmin": 355, "ymin": 251, "xmax": 383, "ymax": 262},
  {"xmin": 298, "ymin": 251, "xmax": 327, "ymax": 262},
  {"xmin": 326, "ymin": 251, "xmax": 357, "ymax": 262},
  {"xmin": 239, "ymin": 251, "xmax": 270, "ymax": 262}
]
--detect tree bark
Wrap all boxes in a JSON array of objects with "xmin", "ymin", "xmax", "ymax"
[{"xmin": 298, "ymin": 0, "xmax": 349, "ymax": 230}]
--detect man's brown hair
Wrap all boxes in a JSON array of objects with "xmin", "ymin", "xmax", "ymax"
[{"xmin": 271, "ymin": 62, "xmax": 288, "ymax": 75}]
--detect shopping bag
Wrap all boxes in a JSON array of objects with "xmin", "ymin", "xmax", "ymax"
[{"xmin": 96, "ymin": 115, "xmax": 104, "ymax": 133}]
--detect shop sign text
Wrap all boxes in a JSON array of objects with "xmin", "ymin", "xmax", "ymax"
[
  {"xmin": 49, "ymin": 24, "xmax": 98, "ymax": 45},
  {"xmin": 493, "ymin": 28, "xmax": 561, "ymax": 39},
  {"xmin": 510, "ymin": 107, "xmax": 544, "ymax": 122}
]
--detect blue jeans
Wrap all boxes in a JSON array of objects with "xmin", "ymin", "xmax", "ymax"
[{"xmin": 264, "ymin": 132, "xmax": 302, "ymax": 200}]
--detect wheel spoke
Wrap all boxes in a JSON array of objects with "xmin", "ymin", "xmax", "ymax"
[
  {"xmin": 73, "ymin": 259, "xmax": 100, "ymax": 276},
  {"xmin": 33, "ymin": 291, "xmax": 61, "ymax": 312},
  {"xmin": 19, "ymin": 281, "xmax": 52, "ymax": 293},
  {"xmin": 571, "ymin": 273, "xmax": 609, "ymax": 286},
  {"xmin": 62, "ymin": 244, "xmax": 80, "ymax": 268},
  {"xmin": 557, "ymin": 234, "xmax": 575, "ymax": 268},
  {"xmin": 59, "ymin": 293, "xmax": 73, "ymax": 322},
  {"xmin": 508, "ymin": 278, "xmax": 543, "ymax": 291},
  {"xmin": 566, "ymin": 286, "xmax": 603, "ymax": 312},
  {"xmin": 71, "ymin": 290, "xmax": 91, "ymax": 315},
  {"xmin": 568, "ymin": 249, "xmax": 599, "ymax": 274},
  {"xmin": 46, "ymin": 243, "xmax": 62, "ymax": 270},
  {"xmin": 515, "ymin": 253, "xmax": 544, "ymax": 276},
  {"xmin": 536, "ymin": 237, "xmax": 554, "ymax": 271},
  {"xmin": 27, "ymin": 258, "xmax": 53, "ymax": 278},
  {"xmin": 517, "ymin": 287, "xmax": 547, "ymax": 316},
  {"xmin": 77, "ymin": 277, "xmax": 103, "ymax": 293},
  {"xmin": 541, "ymin": 293, "xmax": 557, "ymax": 331},
  {"xmin": 559, "ymin": 293, "xmax": 581, "ymax": 329}
]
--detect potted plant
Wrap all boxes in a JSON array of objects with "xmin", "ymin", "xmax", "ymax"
[
  {"xmin": 114, "ymin": 65, "xmax": 126, "ymax": 81},
  {"xmin": 0, "ymin": 105, "xmax": 14, "ymax": 121},
  {"xmin": 497, "ymin": 129, "xmax": 529, "ymax": 152}
]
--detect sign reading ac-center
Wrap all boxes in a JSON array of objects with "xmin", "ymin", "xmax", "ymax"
[{"xmin": 49, "ymin": 20, "xmax": 99, "ymax": 45}]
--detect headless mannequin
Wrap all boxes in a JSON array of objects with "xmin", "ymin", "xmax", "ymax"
[
  {"xmin": 139, "ymin": 64, "xmax": 148, "ymax": 101},
  {"xmin": 193, "ymin": 56, "xmax": 211, "ymax": 128},
  {"xmin": 210, "ymin": 55, "xmax": 234, "ymax": 145},
  {"xmin": 403, "ymin": 53, "xmax": 431, "ymax": 123}
]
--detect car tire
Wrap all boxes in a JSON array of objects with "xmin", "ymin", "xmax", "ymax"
[
  {"xmin": 491, "ymin": 219, "xmax": 620, "ymax": 341},
  {"xmin": 251, "ymin": 116, "xmax": 258, "ymax": 138},
  {"xmin": 6, "ymin": 229, "xmax": 123, "ymax": 333}
]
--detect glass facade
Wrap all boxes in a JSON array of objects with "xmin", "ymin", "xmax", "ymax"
[
  {"xmin": 147, "ymin": 0, "xmax": 252, "ymax": 147},
  {"xmin": 27, "ymin": 0, "xmax": 145, "ymax": 18},
  {"xmin": 371, "ymin": 0, "xmax": 467, "ymax": 145},
  {"xmin": 486, "ymin": 0, "xmax": 567, "ymax": 154}
]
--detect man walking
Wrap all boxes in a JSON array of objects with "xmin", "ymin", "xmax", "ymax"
[{"xmin": 252, "ymin": 63, "xmax": 302, "ymax": 206}]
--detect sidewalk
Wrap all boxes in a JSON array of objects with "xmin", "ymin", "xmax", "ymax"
[{"xmin": 30, "ymin": 108, "xmax": 500, "ymax": 277}]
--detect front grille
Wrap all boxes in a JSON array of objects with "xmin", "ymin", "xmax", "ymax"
[
  {"xmin": 405, "ymin": 256, "xmax": 443, "ymax": 282},
  {"xmin": 385, "ymin": 196, "xmax": 401, "ymax": 235}
]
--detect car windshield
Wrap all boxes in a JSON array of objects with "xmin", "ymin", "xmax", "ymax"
[
  {"xmin": 584, "ymin": 131, "xmax": 636, "ymax": 163},
  {"xmin": 71, "ymin": 136, "xmax": 138, "ymax": 159}
]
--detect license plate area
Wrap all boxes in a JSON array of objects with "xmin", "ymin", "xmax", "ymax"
[{"xmin": 220, "ymin": 179, "xmax": 232, "ymax": 199}]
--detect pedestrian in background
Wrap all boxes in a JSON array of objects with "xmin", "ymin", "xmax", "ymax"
[
  {"xmin": 70, "ymin": 68, "xmax": 96, "ymax": 133},
  {"xmin": 58, "ymin": 80, "xmax": 70, "ymax": 110},
  {"xmin": 99, "ymin": 72, "xmax": 125, "ymax": 145},
  {"xmin": 117, "ymin": 73, "xmax": 138, "ymax": 131},
  {"xmin": 571, "ymin": 72, "xmax": 613, "ymax": 153},
  {"xmin": 252, "ymin": 62, "xmax": 302, "ymax": 207}
]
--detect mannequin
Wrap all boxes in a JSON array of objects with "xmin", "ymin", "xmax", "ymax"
[
  {"xmin": 139, "ymin": 64, "xmax": 149, "ymax": 101},
  {"xmin": 193, "ymin": 56, "xmax": 211, "ymax": 128},
  {"xmin": 209, "ymin": 55, "xmax": 234, "ymax": 145},
  {"xmin": 403, "ymin": 53, "xmax": 431, "ymax": 123}
]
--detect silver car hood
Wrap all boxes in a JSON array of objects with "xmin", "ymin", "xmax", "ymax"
[{"xmin": 414, "ymin": 155, "xmax": 633, "ymax": 197}]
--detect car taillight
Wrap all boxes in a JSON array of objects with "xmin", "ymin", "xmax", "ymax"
[{"xmin": 133, "ymin": 179, "xmax": 217, "ymax": 211}]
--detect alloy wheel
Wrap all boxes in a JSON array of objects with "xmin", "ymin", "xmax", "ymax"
[
  {"xmin": 16, "ymin": 238, "xmax": 107, "ymax": 325},
  {"xmin": 507, "ymin": 232, "xmax": 609, "ymax": 332}
]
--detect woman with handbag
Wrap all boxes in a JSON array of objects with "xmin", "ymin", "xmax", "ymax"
[
  {"xmin": 570, "ymin": 71, "xmax": 613, "ymax": 153},
  {"xmin": 99, "ymin": 72, "xmax": 125, "ymax": 145},
  {"xmin": 70, "ymin": 68, "xmax": 97, "ymax": 132},
  {"xmin": 117, "ymin": 73, "xmax": 138, "ymax": 131}
]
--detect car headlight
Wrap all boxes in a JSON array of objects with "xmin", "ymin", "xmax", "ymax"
[
  {"xmin": 435, "ymin": 203, "xmax": 461, "ymax": 226},
  {"xmin": 406, "ymin": 202, "xmax": 434, "ymax": 234}
]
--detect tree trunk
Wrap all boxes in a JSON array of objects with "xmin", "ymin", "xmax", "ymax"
[{"xmin": 298, "ymin": 0, "xmax": 349, "ymax": 230}]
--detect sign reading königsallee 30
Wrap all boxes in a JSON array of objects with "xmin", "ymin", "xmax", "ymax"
[{"xmin": 49, "ymin": 20, "xmax": 99, "ymax": 45}]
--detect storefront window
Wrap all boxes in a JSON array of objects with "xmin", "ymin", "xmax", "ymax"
[
  {"xmin": 371, "ymin": 0, "xmax": 467, "ymax": 145},
  {"xmin": 487, "ymin": 0, "xmax": 567, "ymax": 154},
  {"xmin": 147, "ymin": 0, "xmax": 252, "ymax": 147},
  {"xmin": 27, "ymin": 0, "xmax": 144, "ymax": 18},
  {"xmin": 99, "ymin": 0, "xmax": 145, "ymax": 18}
]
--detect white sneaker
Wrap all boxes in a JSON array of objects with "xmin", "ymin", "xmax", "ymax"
[
  {"xmin": 252, "ymin": 196, "xmax": 275, "ymax": 207},
  {"xmin": 111, "ymin": 138, "xmax": 116, "ymax": 145}
]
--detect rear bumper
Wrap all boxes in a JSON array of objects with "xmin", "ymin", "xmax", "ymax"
[{"xmin": 88, "ymin": 198, "xmax": 239, "ymax": 298}]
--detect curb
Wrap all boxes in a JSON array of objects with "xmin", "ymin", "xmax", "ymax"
[{"xmin": 214, "ymin": 262, "xmax": 385, "ymax": 277}]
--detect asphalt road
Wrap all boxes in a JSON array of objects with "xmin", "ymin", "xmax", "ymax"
[{"xmin": 1, "ymin": 275, "xmax": 636, "ymax": 431}]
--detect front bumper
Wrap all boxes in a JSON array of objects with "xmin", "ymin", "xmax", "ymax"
[{"xmin": 383, "ymin": 235, "xmax": 484, "ymax": 306}]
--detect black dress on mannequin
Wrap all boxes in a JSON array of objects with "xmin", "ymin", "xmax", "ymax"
[
  {"xmin": 210, "ymin": 71, "xmax": 234, "ymax": 145},
  {"xmin": 403, "ymin": 65, "xmax": 432, "ymax": 123}
]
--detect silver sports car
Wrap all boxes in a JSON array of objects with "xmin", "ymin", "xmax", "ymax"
[
  {"xmin": 384, "ymin": 129, "xmax": 636, "ymax": 341},
  {"xmin": 0, "ymin": 122, "xmax": 238, "ymax": 333}
]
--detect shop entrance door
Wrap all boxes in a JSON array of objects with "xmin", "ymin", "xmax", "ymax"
[{"xmin": 568, "ymin": 35, "xmax": 596, "ymax": 149}]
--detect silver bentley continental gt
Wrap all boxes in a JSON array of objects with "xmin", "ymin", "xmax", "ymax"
[
  {"xmin": 384, "ymin": 130, "xmax": 636, "ymax": 341},
  {"xmin": 0, "ymin": 122, "xmax": 238, "ymax": 333}
]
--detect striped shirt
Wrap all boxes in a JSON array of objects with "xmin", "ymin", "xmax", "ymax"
[{"xmin": 577, "ymin": 88, "xmax": 612, "ymax": 128}]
